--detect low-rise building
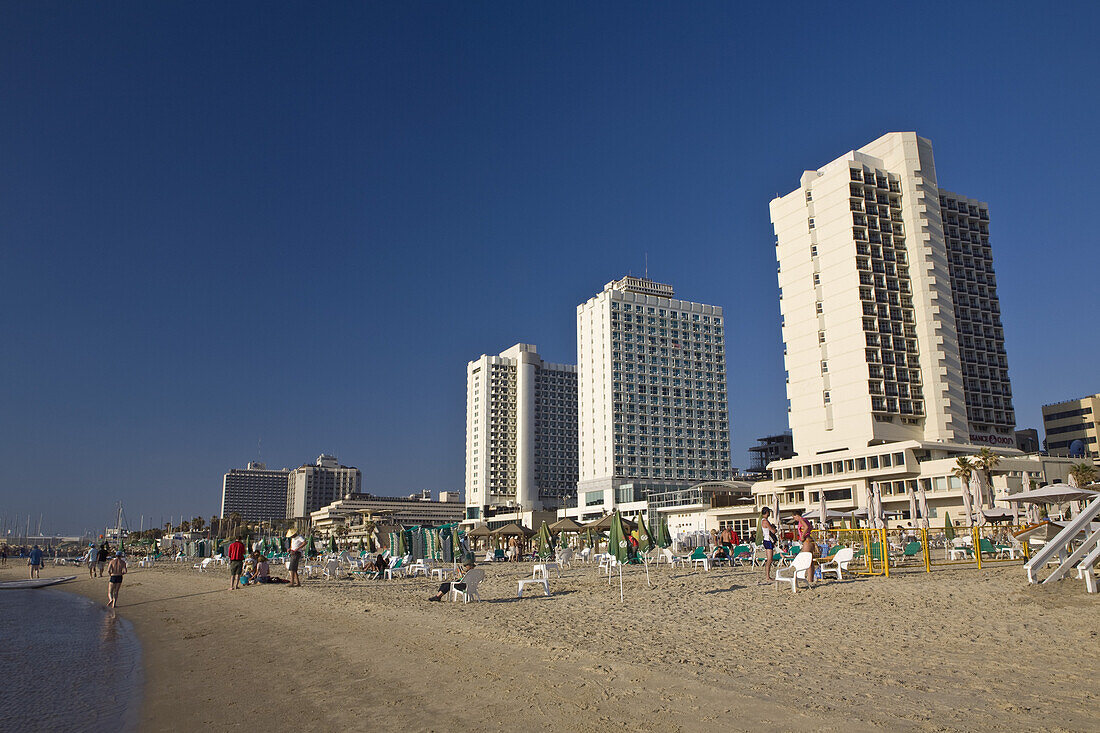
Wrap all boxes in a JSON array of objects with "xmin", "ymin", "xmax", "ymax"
[
  {"xmin": 310, "ymin": 490, "xmax": 464, "ymax": 535},
  {"xmin": 1042, "ymin": 394, "xmax": 1100, "ymax": 458}
]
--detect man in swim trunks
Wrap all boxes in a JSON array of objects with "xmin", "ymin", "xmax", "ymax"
[
  {"xmin": 106, "ymin": 551, "xmax": 127, "ymax": 607},
  {"xmin": 226, "ymin": 536, "xmax": 246, "ymax": 590},
  {"xmin": 96, "ymin": 542, "xmax": 110, "ymax": 577}
]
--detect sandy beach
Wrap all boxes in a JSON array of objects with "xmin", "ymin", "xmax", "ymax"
[{"xmin": 4, "ymin": 559, "xmax": 1097, "ymax": 732}]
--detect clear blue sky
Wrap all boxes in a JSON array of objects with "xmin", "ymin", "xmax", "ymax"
[{"xmin": 2, "ymin": 3, "xmax": 1098, "ymax": 535}]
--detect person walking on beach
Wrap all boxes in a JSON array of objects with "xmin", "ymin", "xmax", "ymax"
[
  {"xmin": 106, "ymin": 551, "xmax": 127, "ymax": 607},
  {"xmin": 28, "ymin": 544, "xmax": 44, "ymax": 578},
  {"xmin": 1, "ymin": 545, "xmax": 8, "ymax": 566},
  {"xmin": 760, "ymin": 508, "xmax": 778, "ymax": 583},
  {"xmin": 85, "ymin": 544, "xmax": 97, "ymax": 578},
  {"xmin": 226, "ymin": 536, "xmax": 246, "ymax": 590},
  {"xmin": 96, "ymin": 542, "xmax": 110, "ymax": 577}
]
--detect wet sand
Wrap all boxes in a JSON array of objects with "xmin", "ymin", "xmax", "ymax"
[{"xmin": 4, "ymin": 559, "xmax": 1097, "ymax": 732}]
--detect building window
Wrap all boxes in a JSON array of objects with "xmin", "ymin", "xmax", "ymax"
[
  {"xmin": 815, "ymin": 301, "xmax": 823, "ymax": 314},
  {"xmin": 808, "ymin": 218, "xmax": 815, "ymax": 230},
  {"xmin": 818, "ymin": 331, "xmax": 826, "ymax": 344},
  {"xmin": 823, "ymin": 391, "xmax": 831, "ymax": 405},
  {"xmin": 821, "ymin": 361, "xmax": 828, "ymax": 374}
]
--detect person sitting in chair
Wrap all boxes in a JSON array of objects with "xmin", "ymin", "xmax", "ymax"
[{"xmin": 427, "ymin": 560, "xmax": 478, "ymax": 602}]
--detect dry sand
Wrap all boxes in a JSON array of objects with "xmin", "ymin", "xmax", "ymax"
[{"xmin": 5, "ymin": 558, "xmax": 1097, "ymax": 732}]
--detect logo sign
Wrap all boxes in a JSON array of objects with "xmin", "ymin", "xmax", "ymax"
[
  {"xmin": 618, "ymin": 540, "xmax": 627, "ymax": 548},
  {"xmin": 970, "ymin": 433, "xmax": 1014, "ymax": 447}
]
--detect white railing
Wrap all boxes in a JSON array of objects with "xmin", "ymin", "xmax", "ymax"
[{"xmin": 1024, "ymin": 496, "xmax": 1100, "ymax": 585}]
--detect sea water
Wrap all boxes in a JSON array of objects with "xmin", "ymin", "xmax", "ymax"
[{"xmin": 0, "ymin": 588, "xmax": 142, "ymax": 732}]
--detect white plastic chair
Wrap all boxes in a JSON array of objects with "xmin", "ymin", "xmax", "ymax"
[
  {"xmin": 383, "ymin": 558, "xmax": 407, "ymax": 579},
  {"xmin": 776, "ymin": 552, "xmax": 813, "ymax": 593},
  {"xmin": 450, "ymin": 567, "xmax": 485, "ymax": 603},
  {"xmin": 322, "ymin": 558, "xmax": 341, "ymax": 579},
  {"xmin": 819, "ymin": 547, "xmax": 854, "ymax": 580},
  {"xmin": 556, "ymin": 548, "xmax": 575, "ymax": 568}
]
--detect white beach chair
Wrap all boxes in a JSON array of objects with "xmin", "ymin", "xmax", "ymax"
[
  {"xmin": 556, "ymin": 548, "xmax": 575, "ymax": 568},
  {"xmin": 775, "ymin": 552, "xmax": 813, "ymax": 593},
  {"xmin": 322, "ymin": 558, "xmax": 341, "ymax": 579},
  {"xmin": 578, "ymin": 547, "xmax": 592, "ymax": 564},
  {"xmin": 819, "ymin": 547, "xmax": 854, "ymax": 580},
  {"xmin": 450, "ymin": 567, "xmax": 485, "ymax": 603},
  {"xmin": 654, "ymin": 548, "xmax": 684, "ymax": 568},
  {"xmin": 384, "ymin": 558, "xmax": 407, "ymax": 579}
]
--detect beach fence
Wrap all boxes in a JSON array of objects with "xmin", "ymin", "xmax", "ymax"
[
  {"xmin": 812, "ymin": 527, "xmax": 890, "ymax": 577},
  {"xmin": 812, "ymin": 525, "xmax": 1032, "ymax": 574}
]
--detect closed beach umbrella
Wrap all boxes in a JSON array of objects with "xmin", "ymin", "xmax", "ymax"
[
  {"xmin": 397, "ymin": 530, "xmax": 408, "ymax": 557},
  {"xmin": 864, "ymin": 484, "xmax": 875, "ymax": 528},
  {"xmin": 358, "ymin": 537, "xmax": 366, "ymax": 553},
  {"xmin": 818, "ymin": 490, "xmax": 828, "ymax": 530},
  {"xmin": 635, "ymin": 512, "xmax": 654, "ymax": 554},
  {"xmin": 871, "ymin": 483, "xmax": 885, "ymax": 529},
  {"xmin": 306, "ymin": 536, "xmax": 316, "ymax": 557},
  {"xmin": 328, "ymin": 535, "xmax": 337, "ymax": 554},
  {"xmin": 608, "ymin": 512, "xmax": 629, "ymax": 564},
  {"xmin": 960, "ymin": 481, "xmax": 974, "ymax": 526},
  {"xmin": 908, "ymin": 486, "xmax": 919, "ymax": 528},
  {"xmin": 536, "ymin": 522, "xmax": 553, "ymax": 559},
  {"xmin": 970, "ymin": 476, "xmax": 986, "ymax": 526},
  {"xmin": 917, "ymin": 482, "xmax": 930, "ymax": 530},
  {"xmin": 654, "ymin": 514, "xmax": 671, "ymax": 548},
  {"xmin": 944, "ymin": 512, "xmax": 955, "ymax": 543}
]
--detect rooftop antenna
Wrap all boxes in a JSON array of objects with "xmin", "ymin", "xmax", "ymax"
[
  {"xmin": 644, "ymin": 252, "xmax": 649, "ymax": 280},
  {"xmin": 257, "ymin": 437, "xmax": 262, "ymax": 463}
]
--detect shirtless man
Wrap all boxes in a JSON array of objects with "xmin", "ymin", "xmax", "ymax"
[{"xmin": 106, "ymin": 552, "xmax": 128, "ymax": 607}]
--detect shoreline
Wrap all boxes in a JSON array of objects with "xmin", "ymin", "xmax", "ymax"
[{"xmin": 3, "ymin": 560, "xmax": 1097, "ymax": 731}]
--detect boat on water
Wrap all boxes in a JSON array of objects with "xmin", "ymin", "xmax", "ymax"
[{"xmin": 0, "ymin": 576, "xmax": 77, "ymax": 590}]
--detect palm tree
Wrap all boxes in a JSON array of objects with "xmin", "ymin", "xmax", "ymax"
[
  {"xmin": 973, "ymin": 447, "xmax": 1001, "ymax": 506},
  {"xmin": 1068, "ymin": 462, "xmax": 1097, "ymax": 488},
  {"xmin": 951, "ymin": 456, "xmax": 974, "ymax": 486},
  {"xmin": 191, "ymin": 516, "xmax": 205, "ymax": 532}
]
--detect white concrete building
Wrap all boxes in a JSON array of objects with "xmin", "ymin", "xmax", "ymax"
[
  {"xmin": 465, "ymin": 344, "xmax": 578, "ymax": 521},
  {"xmin": 723, "ymin": 132, "xmax": 1048, "ymax": 528},
  {"xmin": 220, "ymin": 462, "xmax": 290, "ymax": 521},
  {"xmin": 286, "ymin": 454, "xmax": 362, "ymax": 520},
  {"xmin": 572, "ymin": 276, "xmax": 731, "ymax": 520},
  {"xmin": 770, "ymin": 131, "xmax": 1016, "ymax": 454}
]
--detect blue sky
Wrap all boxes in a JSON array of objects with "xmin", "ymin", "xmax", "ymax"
[{"xmin": 2, "ymin": 3, "xmax": 1098, "ymax": 535}]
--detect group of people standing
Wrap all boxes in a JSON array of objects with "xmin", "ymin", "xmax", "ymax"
[{"xmin": 758, "ymin": 507, "xmax": 817, "ymax": 586}]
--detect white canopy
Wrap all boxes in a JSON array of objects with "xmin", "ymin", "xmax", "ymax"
[{"xmin": 1004, "ymin": 484, "xmax": 1099, "ymax": 505}]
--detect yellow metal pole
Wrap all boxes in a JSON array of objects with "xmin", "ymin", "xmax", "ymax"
[
  {"xmin": 881, "ymin": 527, "xmax": 889, "ymax": 577},
  {"xmin": 973, "ymin": 526, "xmax": 982, "ymax": 570},
  {"xmin": 921, "ymin": 527, "xmax": 931, "ymax": 573}
]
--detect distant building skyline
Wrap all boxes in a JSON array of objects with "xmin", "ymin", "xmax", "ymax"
[{"xmin": 1042, "ymin": 393, "xmax": 1100, "ymax": 458}]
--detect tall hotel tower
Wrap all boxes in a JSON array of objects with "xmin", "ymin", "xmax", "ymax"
[
  {"xmin": 465, "ymin": 344, "xmax": 578, "ymax": 521},
  {"xmin": 769, "ymin": 132, "xmax": 1015, "ymax": 455},
  {"xmin": 575, "ymin": 276, "xmax": 731, "ymax": 516}
]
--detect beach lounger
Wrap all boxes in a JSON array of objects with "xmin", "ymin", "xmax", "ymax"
[
  {"xmin": 775, "ymin": 552, "xmax": 813, "ymax": 593},
  {"xmin": 384, "ymin": 558, "xmax": 408, "ymax": 579},
  {"xmin": 819, "ymin": 547, "xmax": 854, "ymax": 580},
  {"xmin": 655, "ymin": 548, "xmax": 685, "ymax": 568},
  {"xmin": 450, "ymin": 568, "xmax": 485, "ymax": 603},
  {"xmin": 322, "ymin": 559, "xmax": 341, "ymax": 579}
]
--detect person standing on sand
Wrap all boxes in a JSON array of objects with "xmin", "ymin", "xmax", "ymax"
[
  {"xmin": 760, "ymin": 508, "xmax": 778, "ymax": 583},
  {"xmin": 794, "ymin": 510, "xmax": 816, "ymax": 588},
  {"xmin": 96, "ymin": 542, "xmax": 110, "ymax": 577},
  {"xmin": 106, "ymin": 551, "xmax": 127, "ymax": 607},
  {"xmin": 85, "ymin": 544, "xmax": 97, "ymax": 578},
  {"xmin": 226, "ymin": 536, "xmax": 246, "ymax": 590},
  {"xmin": 286, "ymin": 538, "xmax": 303, "ymax": 587},
  {"xmin": 28, "ymin": 544, "xmax": 44, "ymax": 578}
]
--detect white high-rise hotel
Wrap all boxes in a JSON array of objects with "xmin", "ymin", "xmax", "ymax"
[
  {"xmin": 575, "ymin": 276, "xmax": 731, "ymax": 514},
  {"xmin": 465, "ymin": 344, "xmax": 578, "ymax": 520},
  {"xmin": 770, "ymin": 131, "xmax": 1014, "ymax": 454}
]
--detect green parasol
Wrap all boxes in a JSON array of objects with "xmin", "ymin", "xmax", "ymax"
[
  {"xmin": 397, "ymin": 530, "xmax": 408, "ymax": 557},
  {"xmin": 944, "ymin": 512, "xmax": 955, "ymax": 542},
  {"xmin": 358, "ymin": 537, "xmax": 366, "ymax": 553},
  {"xmin": 536, "ymin": 522, "xmax": 554, "ymax": 559},
  {"xmin": 635, "ymin": 512, "xmax": 654, "ymax": 554},
  {"xmin": 306, "ymin": 536, "xmax": 316, "ymax": 557},
  {"xmin": 451, "ymin": 525, "xmax": 462, "ymax": 561},
  {"xmin": 654, "ymin": 513, "xmax": 671, "ymax": 548},
  {"xmin": 608, "ymin": 511, "xmax": 630, "ymax": 563},
  {"xmin": 328, "ymin": 535, "xmax": 338, "ymax": 554}
]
